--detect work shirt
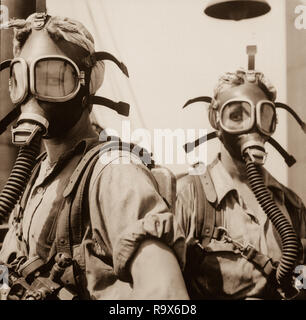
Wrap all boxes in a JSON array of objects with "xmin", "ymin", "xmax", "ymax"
[
  {"xmin": 176, "ymin": 155, "xmax": 306, "ymax": 299},
  {"xmin": 0, "ymin": 136, "xmax": 184, "ymax": 299}
]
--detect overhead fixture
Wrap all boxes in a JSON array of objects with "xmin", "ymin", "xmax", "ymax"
[{"xmin": 204, "ymin": 0, "xmax": 271, "ymax": 21}]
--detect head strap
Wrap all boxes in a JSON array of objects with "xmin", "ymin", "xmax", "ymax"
[
  {"xmin": 182, "ymin": 96, "xmax": 212, "ymax": 109},
  {"xmin": 84, "ymin": 51, "xmax": 129, "ymax": 77},
  {"xmin": 275, "ymin": 102, "xmax": 306, "ymax": 134},
  {"xmin": 88, "ymin": 96, "xmax": 130, "ymax": 117},
  {"xmin": 183, "ymin": 131, "xmax": 296, "ymax": 167},
  {"xmin": 0, "ymin": 60, "xmax": 11, "ymax": 72}
]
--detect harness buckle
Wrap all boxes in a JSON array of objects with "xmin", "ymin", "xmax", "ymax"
[
  {"xmin": 241, "ymin": 244, "xmax": 257, "ymax": 261},
  {"xmin": 214, "ymin": 227, "xmax": 228, "ymax": 241},
  {"xmin": 83, "ymin": 54, "xmax": 96, "ymax": 68},
  {"xmin": 33, "ymin": 13, "xmax": 48, "ymax": 30}
]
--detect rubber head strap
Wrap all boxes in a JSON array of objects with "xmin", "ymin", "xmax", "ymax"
[
  {"xmin": 183, "ymin": 96, "xmax": 212, "ymax": 109},
  {"xmin": 84, "ymin": 52, "xmax": 129, "ymax": 78},
  {"xmin": 0, "ymin": 60, "xmax": 11, "ymax": 72},
  {"xmin": 88, "ymin": 96, "xmax": 130, "ymax": 117},
  {"xmin": 275, "ymin": 102, "xmax": 306, "ymax": 134},
  {"xmin": 184, "ymin": 131, "xmax": 296, "ymax": 167}
]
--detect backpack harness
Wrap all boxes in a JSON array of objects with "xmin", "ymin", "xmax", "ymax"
[{"xmin": 187, "ymin": 168, "xmax": 280, "ymax": 278}]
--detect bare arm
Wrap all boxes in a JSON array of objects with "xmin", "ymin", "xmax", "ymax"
[{"xmin": 130, "ymin": 239, "xmax": 189, "ymax": 300}]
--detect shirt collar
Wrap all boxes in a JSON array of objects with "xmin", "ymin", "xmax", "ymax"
[
  {"xmin": 36, "ymin": 135, "xmax": 99, "ymax": 162},
  {"xmin": 208, "ymin": 154, "xmax": 287, "ymax": 207},
  {"xmin": 35, "ymin": 135, "xmax": 99, "ymax": 183}
]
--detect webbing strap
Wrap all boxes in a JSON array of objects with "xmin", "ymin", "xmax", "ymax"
[
  {"xmin": 192, "ymin": 166, "xmax": 217, "ymax": 247},
  {"xmin": 57, "ymin": 141, "xmax": 135, "ymax": 255},
  {"xmin": 55, "ymin": 157, "xmax": 98, "ymax": 257},
  {"xmin": 0, "ymin": 59, "xmax": 11, "ymax": 71},
  {"xmin": 63, "ymin": 143, "xmax": 102, "ymax": 198},
  {"xmin": 63, "ymin": 141, "xmax": 153, "ymax": 198}
]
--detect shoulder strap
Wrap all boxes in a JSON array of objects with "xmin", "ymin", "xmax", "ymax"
[
  {"xmin": 63, "ymin": 143, "xmax": 102, "ymax": 198},
  {"xmin": 191, "ymin": 166, "xmax": 218, "ymax": 248},
  {"xmin": 63, "ymin": 140, "xmax": 154, "ymax": 198},
  {"xmin": 55, "ymin": 153, "xmax": 100, "ymax": 257},
  {"xmin": 57, "ymin": 140, "xmax": 154, "ymax": 255}
]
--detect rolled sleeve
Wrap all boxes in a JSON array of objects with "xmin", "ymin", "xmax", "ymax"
[{"xmin": 88, "ymin": 151, "xmax": 185, "ymax": 282}]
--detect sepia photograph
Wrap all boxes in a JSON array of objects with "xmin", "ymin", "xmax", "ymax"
[{"xmin": 0, "ymin": 0, "xmax": 305, "ymax": 307}]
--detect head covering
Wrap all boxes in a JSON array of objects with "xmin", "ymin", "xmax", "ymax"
[{"xmin": 6, "ymin": 13, "xmax": 104, "ymax": 95}]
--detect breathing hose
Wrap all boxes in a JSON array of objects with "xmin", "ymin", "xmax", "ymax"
[
  {"xmin": 245, "ymin": 156, "xmax": 300, "ymax": 298},
  {"xmin": 0, "ymin": 134, "xmax": 41, "ymax": 222}
]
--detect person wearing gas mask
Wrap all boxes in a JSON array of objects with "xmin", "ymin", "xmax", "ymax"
[
  {"xmin": 177, "ymin": 69, "xmax": 306, "ymax": 300},
  {"xmin": 0, "ymin": 13, "xmax": 188, "ymax": 300}
]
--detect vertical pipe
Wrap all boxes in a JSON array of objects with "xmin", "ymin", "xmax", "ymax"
[{"xmin": 0, "ymin": 0, "xmax": 36, "ymax": 191}]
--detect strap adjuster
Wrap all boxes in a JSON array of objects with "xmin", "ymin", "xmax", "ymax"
[
  {"xmin": 212, "ymin": 227, "xmax": 228, "ymax": 241},
  {"xmin": 33, "ymin": 13, "xmax": 48, "ymax": 30},
  {"xmin": 241, "ymin": 244, "xmax": 257, "ymax": 260},
  {"xmin": 83, "ymin": 54, "xmax": 97, "ymax": 68}
]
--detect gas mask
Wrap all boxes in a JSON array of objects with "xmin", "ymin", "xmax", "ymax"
[
  {"xmin": 214, "ymin": 82, "xmax": 277, "ymax": 165},
  {"xmin": 0, "ymin": 13, "xmax": 130, "ymax": 146},
  {"xmin": 183, "ymin": 72, "xmax": 305, "ymax": 167},
  {"xmin": 9, "ymin": 53, "xmax": 89, "ymax": 142}
]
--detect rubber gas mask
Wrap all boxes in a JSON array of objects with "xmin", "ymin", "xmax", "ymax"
[
  {"xmin": 0, "ymin": 13, "xmax": 130, "ymax": 146},
  {"xmin": 10, "ymin": 33, "xmax": 90, "ymax": 143},
  {"xmin": 215, "ymin": 83, "xmax": 277, "ymax": 165}
]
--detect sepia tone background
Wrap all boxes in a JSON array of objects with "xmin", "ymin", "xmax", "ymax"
[{"xmin": 0, "ymin": 0, "xmax": 305, "ymax": 203}]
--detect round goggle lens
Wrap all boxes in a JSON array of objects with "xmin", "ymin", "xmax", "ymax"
[
  {"xmin": 221, "ymin": 101, "xmax": 252, "ymax": 132},
  {"xmin": 34, "ymin": 59, "xmax": 79, "ymax": 99}
]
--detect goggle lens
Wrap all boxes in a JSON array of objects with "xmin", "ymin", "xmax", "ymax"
[
  {"xmin": 259, "ymin": 102, "xmax": 276, "ymax": 134},
  {"xmin": 34, "ymin": 59, "xmax": 79, "ymax": 99},
  {"xmin": 221, "ymin": 101, "xmax": 252, "ymax": 132}
]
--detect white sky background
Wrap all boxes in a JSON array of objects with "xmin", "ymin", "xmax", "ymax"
[{"xmin": 47, "ymin": 0, "xmax": 288, "ymax": 183}]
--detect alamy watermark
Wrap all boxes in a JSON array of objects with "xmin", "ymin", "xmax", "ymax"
[
  {"xmin": 98, "ymin": 120, "xmax": 208, "ymax": 175},
  {"xmin": 0, "ymin": 5, "xmax": 9, "ymax": 29},
  {"xmin": 294, "ymin": 265, "xmax": 306, "ymax": 290}
]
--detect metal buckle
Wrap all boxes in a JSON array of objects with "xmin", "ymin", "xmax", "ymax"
[
  {"xmin": 79, "ymin": 71, "xmax": 86, "ymax": 86},
  {"xmin": 83, "ymin": 54, "xmax": 96, "ymax": 68},
  {"xmin": 214, "ymin": 227, "xmax": 228, "ymax": 241},
  {"xmin": 33, "ymin": 13, "xmax": 48, "ymax": 30},
  {"xmin": 241, "ymin": 244, "xmax": 257, "ymax": 260}
]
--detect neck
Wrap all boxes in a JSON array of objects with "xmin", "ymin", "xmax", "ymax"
[
  {"xmin": 220, "ymin": 143, "xmax": 248, "ymax": 183},
  {"xmin": 43, "ymin": 111, "xmax": 97, "ymax": 164}
]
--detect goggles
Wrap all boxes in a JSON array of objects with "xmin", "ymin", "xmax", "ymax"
[
  {"xmin": 219, "ymin": 99, "xmax": 277, "ymax": 136},
  {"xmin": 9, "ymin": 55, "xmax": 86, "ymax": 104}
]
